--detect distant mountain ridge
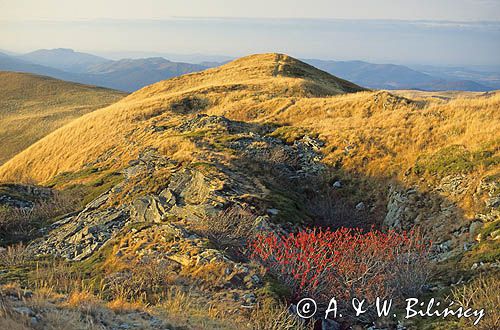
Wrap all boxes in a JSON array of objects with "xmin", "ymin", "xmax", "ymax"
[
  {"xmin": 83, "ymin": 57, "xmax": 207, "ymax": 91},
  {"xmin": 0, "ymin": 48, "xmax": 496, "ymax": 92},
  {"xmin": 304, "ymin": 59, "xmax": 493, "ymax": 92},
  {"xmin": 0, "ymin": 50, "xmax": 209, "ymax": 92},
  {"xmin": 20, "ymin": 48, "xmax": 111, "ymax": 73}
]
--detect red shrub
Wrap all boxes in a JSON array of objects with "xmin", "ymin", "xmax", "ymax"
[{"xmin": 250, "ymin": 227, "xmax": 431, "ymax": 320}]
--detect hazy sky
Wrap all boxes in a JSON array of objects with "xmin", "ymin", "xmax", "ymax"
[
  {"xmin": 1, "ymin": 0, "xmax": 499, "ymax": 65},
  {"xmin": 2, "ymin": 0, "xmax": 500, "ymax": 21}
]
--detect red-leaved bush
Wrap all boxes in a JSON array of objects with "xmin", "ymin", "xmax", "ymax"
[{"xmin": 250, "ymin": 227, "xmax": 431, "ymax": 321}]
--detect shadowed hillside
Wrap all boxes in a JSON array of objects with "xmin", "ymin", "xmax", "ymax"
[{"xmin": 0, "ymin": 72, "xmax": 126, "ymax": 165}]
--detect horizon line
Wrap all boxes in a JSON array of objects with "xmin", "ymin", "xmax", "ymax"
[{"xmin": 1, "ymin": 16, "xmax": 500, "ymax": 24}]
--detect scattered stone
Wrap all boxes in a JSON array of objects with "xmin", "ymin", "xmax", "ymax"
[
  {"xmin": 486, "ymin": 197, "xmax": 500, "ymax": 208},
  {"xmin": 469, "ymin": 221, "xmax": 483, "ymax": 240},
  {"xmin": 242, "ymin": 293, "xmax": 256, "ymax": 304},
  {"xmin": 355, "ymin": 202, "xmax": 365, "ymax": 211},
  {"xmin": 332, "ymin": 181, "xmax": 342, "ymax": 188},
  {"xmin": 250, "ymin": 275, "xmax": 260, "ymax": 284},
  {"xmin": 438, "ymin": 240, "xmax": 452, "ymax": 252},
  {"xmin": 438, "ymin": 174, "xmax": 467, "ymax": 195},
  {"xmin": 266, "ymin": 208, "xmax": 280, "ymax": 216},
  {"xmin": 12, "ymin": 307, "xmax": 35, "ymax": 317},
  {"xmin": 322, "ymin": 318, "xmax": 341, "ymax": 330},
  {"xmin": 490, "ymin": 229, "xmax": 500, "ymax": 240}
]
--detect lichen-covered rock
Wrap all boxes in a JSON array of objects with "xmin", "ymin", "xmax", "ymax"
[
  {"xmin": 0, "ymin": 183, "xmax": 53, "ymax": 209},
  {"xmin": 384, "ymin": 185, "xmax": 469, "ymax": 255},
  {"xmin": 31, "ymin": 204, "xmax": 130, "ymax": 260}
]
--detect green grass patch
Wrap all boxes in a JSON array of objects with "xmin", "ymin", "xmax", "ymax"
[
  {"xmin": 265, "ymin": 185, "xmax": 310, "ymax": 224},
  {"xmin": 267, "ymin": 126, "xmax": 318, "ymax": 144},
  {"xmin": 414, "ymin": 144, "xmax": 499, "ymax": 178}
]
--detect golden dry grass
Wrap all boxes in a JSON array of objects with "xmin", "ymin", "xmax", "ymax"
[
  {"xmin": 0, "ymin": 53, "xmax": 498, "ymax": 206},
  {"xmin": 451, "ymin": 275, "xmax": 500, "ymax": 329},
  {"xmin": 0, "ymin": 71, "xmax": 126, "ymax": 165}
]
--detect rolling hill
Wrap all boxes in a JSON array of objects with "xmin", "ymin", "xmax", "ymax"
[
  {"xmin": 0, "ymin": 71, "xmax": 126, "ymax": 165},
  {"xmin": 0, "ymin": 53, "xmax": 365, "ymax": 182},
  {"xmin": 0, "ymin": 52, "xmax": 79, "ymax": 81}
]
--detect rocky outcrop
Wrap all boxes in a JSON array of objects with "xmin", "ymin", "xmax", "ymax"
[
  {"xmin": 384, "ymin": 185, "xmax": 471, "ymax": 257},
  {"xmin": 29, "ymin": 114, "xmax": 327, "ymax": 263},
  {"xmin": 0, "ymin": 183, "xmax": 53, "ymax": 209},
  {"xmin": 33, "ymin": 202, "xmax": 130, "ymax": 260},
  {"xmin": 385, "ymin": 169, "xmax": 500, "ymax": 261}
]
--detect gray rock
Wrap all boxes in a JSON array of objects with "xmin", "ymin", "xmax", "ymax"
[
  {"xmin": 242, "ymin": 293, "xmax": 256, "ymax": 304},
  {"xmin": 332, "ymin": 181, "xmax": 342, "ymax": 188},
  {"xmin": 250, "ymin": 274, "xmax": 261, "ymax": 284},
  {"xmin": 12, "ymin": 307, "xmax": 35, "ymax": 317},
  {"xmin": 438, "ymin": 240, "xmax": 452, "ymax": 252},
  {"xmin": 469, "ymin": 221, "xmax": 483, "ymax": 240},
  {"xmin": 131, "ymin": 195, "xmax": 170, "ymax": 223},
  {"xmin": 322, "ymin": 319, "xmax": 341, "ymax": 330},
  {"xmin": 486, "ymin": 197, "xmax": 500, "ymax": 208},
  {"xmin": 355, "ymin": 202, "xmax": 366, "ymax": 211},
  {"xmin": 267, "ymin": 208, "xmax": 280, "ymax": 216},
  {"xmin": 30, "ymin": 203, "xmax": 130, "ymax": 261},
  {"xmin": 438, "ymin": 174, "xmax": 467, "ymax": 195}
]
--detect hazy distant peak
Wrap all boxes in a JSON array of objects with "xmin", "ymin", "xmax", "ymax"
[{"xmin": 20, "ymin": 48, "xmax": 111, "ymax": 73}]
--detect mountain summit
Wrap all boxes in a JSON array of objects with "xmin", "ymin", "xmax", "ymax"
[
  {"xmin": 139, "ymin": 53, "xmax": 365, "ymax": 97},
  {"xmin": 0, "ymin": 53, "xmax": 365, "ymax": 183}
]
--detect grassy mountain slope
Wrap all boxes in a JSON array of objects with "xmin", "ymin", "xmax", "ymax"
[
  {"xmin": 2, "ymin": 53, "xmax": 498, "ymax": 187},
  {"xmin": 1, "ymin": 52, "xmax": 498, "ymax": 247},
  {"xmin": 0, "ymin": 53, "xmax": 365, "ymax": 182},
  {"xmin": 0, "ymin": 53, "xmax": 498, "ymax": 329},
  {"xmin": 0, "ymin": 72, "xmax": 126, "ymax": 165},
  {"xmin": 2, "ymin": 53, "xmax": 498, "ymax": 246},
  {"xmin": 0, "ymin": 53, "xmax": 498, "ymax": 257}
]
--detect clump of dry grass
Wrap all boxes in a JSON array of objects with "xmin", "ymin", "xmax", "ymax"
[
  {"xmin": 0, "ymin": 243, "xmax": 28, "ymax": 267},
  {"xmin": 0, "ymin": 291, "xmax": 31, "ymax": 330},
  {"xmin": 198, "ymin": 205, "xmax": 258, "ymax": 250},
  {"xmin": 451, "ymin": 274, "xmax": 500, "ymax": 329},
  {"xmin": 104, "ymin": 258, "xmax": 177, "ymax": 305},
  {"xmin": 159, "ymin": 287, "xmax": 194, "ymax": 316},
  {"xmin": 157, "ymin": 135, "xmax": 198, "ymax": 163},
  {"xmin": 31, "ymin": 261, "xmax": 72, "ymax": 292},
  {"xmin": 250, "ymin": 302, "xmax": 313, "ymax": 330},
  {"xmin": 0, "ymin": 191, "xmax": 81, "ymax": 244}
]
